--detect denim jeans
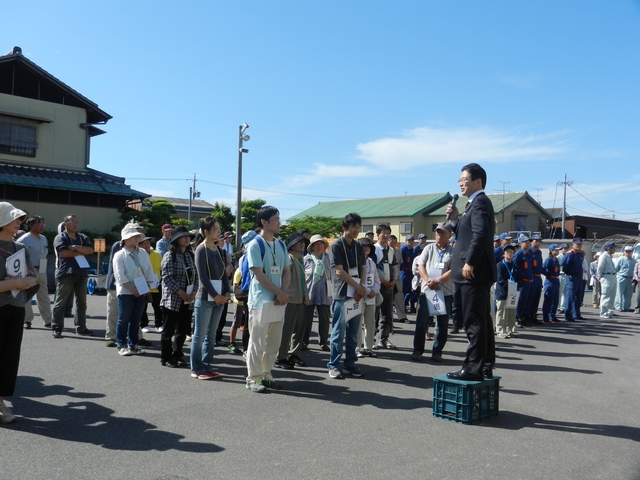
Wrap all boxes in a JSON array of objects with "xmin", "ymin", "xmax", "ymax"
[
  {"xmin": 328, "ymin": 299, "xmax": 361, "ymax": 370},
  {"xmin": 190, "ymin": 299, "xmax": 224, "ymax": 374},
  {"xmin": 116, "ymin": 295, "xmax": 146, "ymax": 348}
]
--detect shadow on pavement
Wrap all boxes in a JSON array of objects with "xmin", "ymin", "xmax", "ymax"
[
  {"xmin": 489, "ymin": 410, "xmax": 640, "ymax": 443},
  {"xmin": 8, "ymin": 377, "xmax": 224, "ymax": 453}
]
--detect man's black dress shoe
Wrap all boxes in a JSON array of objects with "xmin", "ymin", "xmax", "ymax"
[
  {"xmin": 483, "ymin": 367, "xmax": 493, "ymax": 379},
  {"xmin": 446, "ymin": 369, "xmax": 484, "ymax": 381}
]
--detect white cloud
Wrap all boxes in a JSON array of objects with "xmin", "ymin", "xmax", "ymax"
[
  {"xmin": 356, "ymin": 126, "xmax": 569, "ymax": 169},
  {"xmin": 279, "ymin": 125, "xmax": 570, "ymax": 188}
]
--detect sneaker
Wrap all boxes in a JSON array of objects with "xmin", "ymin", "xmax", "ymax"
[
  {"xmin": 449, "ymin": 328, "xmax": 460, "ymax": 334},
  {"xmin": 76, "ymin": 329, "xmax": 94, "ymax": 336},
  {"xmin": 497, "ymin": 332, "xmax": 508, "ymax": 338},
  {"xmin": 128, "ymin": 347, "xmax": 145, "ymax": 355},
  {"xmin": 410, "ymin": 352, "xmax": 422, "ymax": 362},
  {"xmin": 138, "ymin": 338, "xmax": 152, "ymax": 347},
  {"xmin": 366, "ymin": 349, "xmax": 378, "ymax": 358},
  {"xmin": 356, "ymin": 350, "xmax": 366, "ymax": 358},
  {"xmin": 161, "ymin": 359, "xmax": 179, "ymax": 368},
  {"xmin": 228, "ymin": 345, "xmax": 242, "ymax": 355},
  {"xmin": 185, "ymin": 335, "xmax": 192, "ymax": 342},
  {"xmin": 195, "ymin": 371, "xmax": 220, "ymax": 380},
  {"xmin": 382, "ymin": 340, "xmax": 397, "ymax": 350},
  {"xmin": 52, "ymin": 331, "xmax": 62, "ymax": 339},
  {"xmin": 141, "ymin": 327, "xmax": 151, "ymax": 333},
  {"xmin": 320, "ymin": 344, "xmax": 330, "ymax": 352},
  {"xmin": 263, "ymin": 378, "xmax": 282, "ymax": 390},
  {"xmin": 23, "ymin": 322, "xmax": 31, "ymax": 329},
  {"xmin": 0, "ymin": 401, "xmax": 16, "ymax": 424},
  {"xmin": 343, "ymin": 365, "xmax": 363, "ymax": 377},
  {"xmin": 246, "ymin": 380, "xmax": 266, "ymax": 393},
  {"xmin": 274, "ymin": 359, "xmax": 294, "ymax": 370},
  {"xmin": 328, "ymin": 368, "xmax": 343, "ymax": 379},
  {"xmin": 425, "ymin": 333, "xmax": 435, "ymax": 341},
  {"xmin": 431, "ymin": 353, "xmax": 443, "ymax": 362},
  {"xmin": 44, "ymin": 323, "xmax": 51, "ymax": 328},
  {"xmin": 176, "ymin": 358, "xmax": 189, "ymax": 367},
  {"xmin": 105, "ymin": 339, "xmax": 116, "ymax": 348},
  {"xmin": 634, "ymin": 309, "xmax": 640, "ymax": 314},
  {"xmin": 155, "ymin": 326, "xmax": 164, "ymax": 333},
  {"xmin": 118, "ymin": 347, "xmax": 132, "ymax": 356}
]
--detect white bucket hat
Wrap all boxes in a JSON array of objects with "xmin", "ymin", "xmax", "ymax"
[
  {"xmin": 121, "ymin": 223, "xmax": 143, "ymax": 242},
  {"xmin": 0, "ymin": 202, "xmax": 27, "ymax": 228},
  {"xmin": 307, "ymin": 234, "xmax": 328, "ymax": 253}
]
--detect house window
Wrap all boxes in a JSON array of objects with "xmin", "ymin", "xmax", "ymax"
[
  {"xmin": 362, "ymin": 224, "xmax": 373, "ymax": 234},
  {"xmin": 0, "ymin": 123, "xmax": 37, "ymax": 157},
  {"xmin": 400, "ymin": 222, "xmax": 412, "ymax": 234}
]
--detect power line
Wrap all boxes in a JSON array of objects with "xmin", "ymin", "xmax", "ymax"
[{"xmin": 127, "ymin": 177, "xmax": 358, "ymax": 200}]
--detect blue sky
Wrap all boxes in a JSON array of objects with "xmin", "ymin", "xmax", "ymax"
[{"xmin": 4, "ymin": 1, "xmax": 640, "ymax": 224}]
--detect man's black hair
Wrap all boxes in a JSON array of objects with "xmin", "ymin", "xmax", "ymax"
[
  {"xmin": 376, "ymin": 223, "xmax": 391, "ymax": 235},
  {"xmin": 256, "ymin": 205, "xmax": 280, "ymax": 229},
  {"xmin": 461, "ymin": 163, "xmax": 487, "ymax": 189},
  {"xmin": 342, "ymin": 213, "xmax": 362, "ymax": 229}
]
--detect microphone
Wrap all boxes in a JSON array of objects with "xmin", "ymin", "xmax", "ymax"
[{"xmin": 446, "ymin": 194, "xmax": 459, "ymax": 221}]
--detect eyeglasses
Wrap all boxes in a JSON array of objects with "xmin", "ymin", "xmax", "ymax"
[{"xmin": 458, "ymin": 177, "xmax": 472, "ymax": 183}]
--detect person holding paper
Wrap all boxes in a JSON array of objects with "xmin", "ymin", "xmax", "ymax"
[
  {"xmin": 495, "ymin": 244, "xmax": 520, "ymax": 338},
  {"xmin": 18, "ymin": 215, "xmax": 52, "ymax": 329},
  {"xmin": 190, "ymin": 217, "xmax": 229, "ymax": 380},
  {"xmin": 51, "ymin": 215, "xmax": 94, "ymax": 338},
  {"xmin": 327, "ymin": 213, "xmax": 367, "ymax": 380},
  {"xmin": 113, "ymin": 224, "xmax": 155, "ymax": 356},
  {"xmin": 0, "ymin": 202, "xmax": 38, "ymax": 424},
  {"xmin": 411, "ymin": 222, "xmax": 454, "ymax": 362},
  {"xmin": 356, "ymin": 237, "xmax": 380, "ymax": 359},
  {"xmin": 244, "ymin": 206, "xmax": 291, "ymax": 393},
  {"xmin": 160, "ymin": 227, "xmax": 198, "ymax": 368}
]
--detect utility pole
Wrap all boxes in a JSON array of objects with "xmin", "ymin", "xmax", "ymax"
[
  {"xmin": 188, "ymin": 173, "xmax": 199, "ymax": 224},
  {"xmin": 558, "ymin": 174, "xmax": 573, "ymax": 240}
]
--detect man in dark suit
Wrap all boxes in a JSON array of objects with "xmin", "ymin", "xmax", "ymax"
[{"xmin": 446, "ymin": 163, "xmax": 497, "ymax": 381}]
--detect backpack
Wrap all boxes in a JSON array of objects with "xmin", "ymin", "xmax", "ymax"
[{"xmin": 238, "ymin": 236, "xmax": 286, "ymax": 299}]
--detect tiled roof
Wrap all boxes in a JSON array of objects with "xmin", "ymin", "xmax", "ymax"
[
  {"xmin": 289, "ymin": 193, "xmax": 452, "ymax": 220},
  {"xmin": 0, "ymin": 161, "xmax": 147, "ymax": 198},
  {"xmin": 429, "ymin": 191, "xmax": 552, "ymax": 218}
]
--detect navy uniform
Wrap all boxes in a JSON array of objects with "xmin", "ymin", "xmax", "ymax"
[
  {"xmin": 513, "ymin": 234, "xmax": 533, "ymax": 326},
  {"xmin": 541, "ymin": 244, "xmax": 560, "ymax": 322},
  {"xmin": 529, "ymin": 233, "xmax": 544, "ymax": 323},
  {"xmin": 560, "ymin": 238, "xmax": 585, "ymax": 321}
]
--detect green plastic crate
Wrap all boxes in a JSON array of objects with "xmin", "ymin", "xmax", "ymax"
[{"xmin": 432, "ymin": 374, "xmax": 500, "ymax": 424}]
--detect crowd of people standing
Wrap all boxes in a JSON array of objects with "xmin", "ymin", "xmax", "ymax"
[{"xmin": 2, "ymin": 162, "xmax": 639, "ymax": 417}]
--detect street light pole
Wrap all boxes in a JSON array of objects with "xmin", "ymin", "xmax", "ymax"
[{"xmin": 235, "ymin": 123, "xmax": 249, "ymax": 251}]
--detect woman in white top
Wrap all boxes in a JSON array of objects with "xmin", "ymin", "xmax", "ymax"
[{"xmin": 113, "ymin": 224, "xmax": 155, "ymax": 356}]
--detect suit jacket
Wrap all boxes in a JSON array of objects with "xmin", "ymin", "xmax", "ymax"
[{"xmin": 450, "ymin": 192, "xmax": 497, "ymax": 285}]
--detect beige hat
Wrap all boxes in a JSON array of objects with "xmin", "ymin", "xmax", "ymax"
[
  {"xmin": 307, "ymin": 234, "xmax": 328, "ymax": 253},
  {"xmin": 0, "ymin": 202, "xmax": 27, "ymax": 228},
  {"xmin": 121, "ymin": 223, "xmax": 143, "ymax": 242}
]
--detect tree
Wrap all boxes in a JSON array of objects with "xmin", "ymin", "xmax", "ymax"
[
  {"xmin": 281, "ymin": 216, "xmax": 342, "ymax": 239},
  {"xmin": 210, "ymin": 202, "xmax": 235, "ymax": 233},
  {"xmin": 239, "ymin": 198, "xmax": 267, "ymax": 234},
  {"xmin": 116, "ymin": 199, "xmax": 177, "ymax": 240}
]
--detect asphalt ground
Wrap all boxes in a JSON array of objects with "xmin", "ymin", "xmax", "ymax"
[{"xmin": 1, "ymin": 292, "xmax": 640, "ymax": 480}]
